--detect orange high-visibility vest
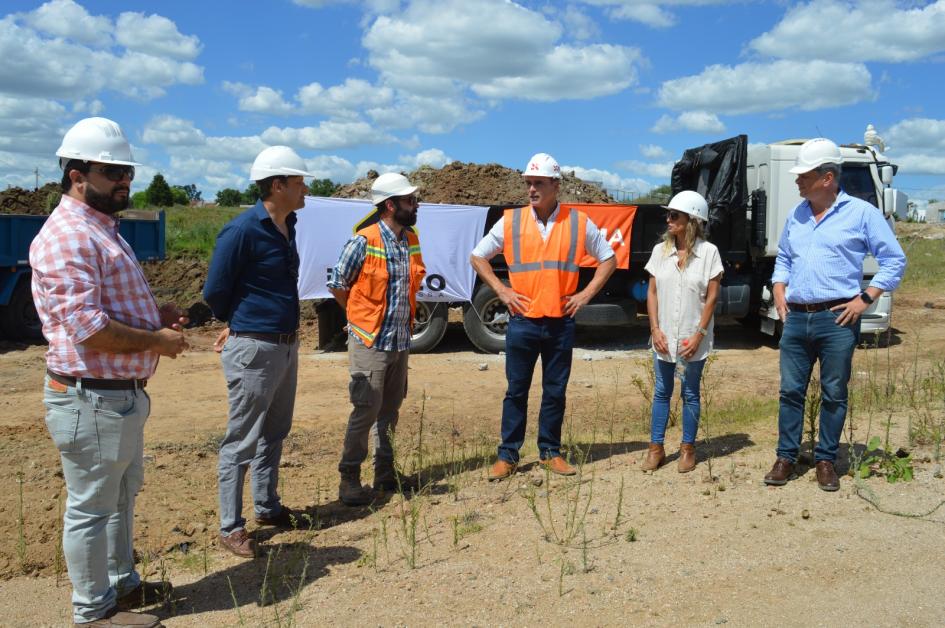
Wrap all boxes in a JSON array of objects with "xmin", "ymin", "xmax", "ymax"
[
  {"xmin": 346, "ymin": 223, "xmax": 426, "ymax": 348},
  {"xmin": 503, "ymin": 205, "xmax": 588, "ymax": 318}
]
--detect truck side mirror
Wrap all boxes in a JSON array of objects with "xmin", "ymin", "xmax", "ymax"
[{"xmin": 880, "ymin": 165, "xmax": 893, "ymax": 186}]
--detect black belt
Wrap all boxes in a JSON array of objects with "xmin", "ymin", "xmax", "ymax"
[
  {"xmin": 47, "ymin": 369, "xmax": 147, "ymax": 390},
  {"xmin": 787, "ymin": 298, "xmax": 851, "ymax": 313},
  {"xmin": 231, "ymin": 331, "xmax": 298, "ymax": 344}
]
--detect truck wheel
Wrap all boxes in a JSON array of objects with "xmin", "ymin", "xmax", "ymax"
[
  {"xmin": 463, "ymin": 283, "xmax": 509, "ymax": 353},
  {"xmin": 1, "ymin": 277, "xmax": 43, "ymax": 341},
  {"xmin": 410, "ymin": 301, "xmax": 448, "ymax": 353}
]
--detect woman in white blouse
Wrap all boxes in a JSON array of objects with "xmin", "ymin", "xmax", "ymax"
[{"xmin": 643, "ymin": 191, "xmax": 723, "ymax": 473}]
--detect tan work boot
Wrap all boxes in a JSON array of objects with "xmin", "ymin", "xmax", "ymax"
[
  {"xmin": 539, "ymin": 455, "xmax": 577, "ymax": 476},
  {"xmin": 641, "ymin": 443, "xmax": 665, "ymax": 471},
  {"xmin": 338, "ymin": 471, "xmax": 373, "ymax": 507},
  {"xmin": 487, "ymin": 459, "xmax": 516, "ymax": 481},
  {"xmin": 678, "ymin": 443, "xmax": 696, "ymax": 473}
]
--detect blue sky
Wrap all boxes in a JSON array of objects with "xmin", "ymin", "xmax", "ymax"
[{"xmin": 2, "ymin": 0, "xmax": 944, "ymax": 207}]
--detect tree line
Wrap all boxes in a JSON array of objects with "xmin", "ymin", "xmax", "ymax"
[{"xmin": 130, "ymin": 174, "xmax": 338, "ymax": 208}]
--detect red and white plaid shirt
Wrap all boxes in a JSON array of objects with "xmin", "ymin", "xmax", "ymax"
[{"xmin": 29, "ymin": 195, "xmax": 161, "ymax": 379}]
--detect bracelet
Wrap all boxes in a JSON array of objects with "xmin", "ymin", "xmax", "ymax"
[{"xmin": 697, "ymin": 326, "xmax": 708, "ymax": 336}]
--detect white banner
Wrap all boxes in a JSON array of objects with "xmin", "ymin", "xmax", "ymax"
[{"xmin": 296, "ymin": 196, "xmax": 488, "ymax": 303}]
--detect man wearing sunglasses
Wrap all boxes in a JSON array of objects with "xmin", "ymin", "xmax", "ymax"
[
  {"xmin": 328, "ymin": 172, "xmax": 427, "ymax": 506},
  {"xmin": 764, "ymin": 138, "xmax": 906, "ymax": 491},
  {"xmin": 470, "ymin": 153, "xmax": 616, "ymax": 480},
  {"xmin": 204, "ymin": 146, "xmax": 316, "ymax": 557},
  {"xmin": 30, "ymin": 117, "xmax": 189, "ymax": 628}
]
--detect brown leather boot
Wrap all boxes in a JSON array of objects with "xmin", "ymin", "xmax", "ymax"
[
  {"xmin": 763, "ymin": 457, "xmax": 796, "ymax": 486},
  {"xmin": 487, "ymin": 459, "xmax": 516, "ymax": 481},
  {"xmin": 539, "ymin": 455, "xmax": 577, "ymax": 476},
  {"xmin": 641, "ymin": 443, "xmax": 665, "ymax": 471},
  {"xmin": 338, "ymin": 471, "xmax": 373, "ymax": 506},
  {"xmin": 678, "ymin": 443, "xmax": 696, "ymax": 473}
]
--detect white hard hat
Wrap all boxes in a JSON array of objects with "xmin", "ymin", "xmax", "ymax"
[
  {"xmin": 56, "ymin": 117, "xmax": 140, "ymax": 168},
  {"xmin": 789, "ymin": 138, "xmax": 842, "ymax": 175},
  {"xmin": 371, "ymin": 172, "xmax": 418, "ymax": 205},
  {"xmin": 250, "ymin": 146, "xmax": 316, "ymax": 181},
  {"xmin": 663, "ymin": 190, "xmax": 709, "ymax": 222},
  {"xmin": 523, "ymin": 152, "xmax": 561, "ymax": 179}
]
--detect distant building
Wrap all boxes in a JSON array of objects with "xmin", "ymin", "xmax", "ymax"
[{"xmin": 927, "ymin": 201, "xmax": 945, "ymax": 224}]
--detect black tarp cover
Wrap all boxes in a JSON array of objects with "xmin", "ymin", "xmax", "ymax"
[{"xmin": 670, "ymin": 135, "xmax": 747, "ymax": 228}]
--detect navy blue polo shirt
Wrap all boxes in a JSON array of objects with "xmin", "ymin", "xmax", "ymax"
[{"xmin": 203, "ymin": 201, "xmax": 300, "ymax": 333}]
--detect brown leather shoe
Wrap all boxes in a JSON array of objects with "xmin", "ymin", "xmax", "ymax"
[
  {"xmin": 255, "ymin": 506, "xmax": 299, "ymax": 528},
  {"xmin": 815, "ymin": 460, "xmax": 840, "ymax": 492},
  {"xmin": 678, "ymin": 443, "xmax": 696, "ymax": 473},
  {"xmin": 219, "ymin": 529, "xmax": 255, "ymax": 558},
  {"xmin": 116, "ymin": 581, "xmax": 174, "ymax": 609},
  {"xmin": 764, "ymin": 457, "xmax": 796, "ymax": 486},
  {"xmin": 641, "ymin": 443, "xmax": 665, "ymax": 471},
  {"xmin": 339, "ymin": 472, "xmax": 374, "ymax": 506},
  {"xmin": 540, "ymin": 455, "xmax": 577, "ymax": 476},
  {"xmin": 75, "ymin": 606, "xmax": 163, "ymax": 627},
  {"xmin": 487, "ymin": 459, "xmax": 517, "ymax": 481}
]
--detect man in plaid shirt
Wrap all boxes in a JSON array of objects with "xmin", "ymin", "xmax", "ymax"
[
  {"xmin": 328, "ymin": 173, "xmax": 426, "ymax": 506},
  {"xmin": 30, "ymin": 117, "xmax": 187, "ymax": 628}
]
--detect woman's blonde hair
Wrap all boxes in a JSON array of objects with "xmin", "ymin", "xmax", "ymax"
[{"xmin": 660, "ymin": 213, "xmax": 706, "ymax": 267}]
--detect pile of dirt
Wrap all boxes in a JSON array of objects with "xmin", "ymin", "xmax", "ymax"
[
  {"xmin": 0, "ymin": 182, "xmax": 60, "ymax": 215},
  {"xmin": 332, "ymin": 162, "xmax": 615, "ymax": 205}
]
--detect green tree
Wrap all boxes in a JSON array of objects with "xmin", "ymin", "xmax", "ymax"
[
  {"xmin": 241, "ymin": 183, "xmax": 261, "ymax": 205},
  {"xmin": 636, "ymin": 184, "xmax": 673, "ymax": 204},
  {"xmin": 170, "ymin": 186, "xmax": 189, "ymax": 206},
  {"xmin": 309, "ymin": 178, "xmax": 337, "ymax": 197},
  {"xmin": 131, "ymin": 190, "xmax": 149, "ymax": 209},
  {"xmin": 145, "ymin": 173, "xmax": 174, "ymax": 207},
  {"xmin": 181, "ymin": 183, "xmax": 202, "ymax": 202},
  {"xmin": 216, "ymin": 188, "xmax": 242, "ymax": 206}
]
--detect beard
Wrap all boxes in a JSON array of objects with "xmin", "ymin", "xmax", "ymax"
[
  {"xmin": 85, "ymin": 182, "xmax": 130, "ymax": 215},
  {"xmin": 393, "ymin": 204, "xmax": 417, "ymax": 227}
]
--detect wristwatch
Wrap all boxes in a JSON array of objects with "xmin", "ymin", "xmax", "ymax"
[
  {"xmin": 859, "ymin": 291, "xmax": 874, "ymax": 305},
  {"xmin": 696, "ymin": 326, "xmax": 708, "ymax": 336}
]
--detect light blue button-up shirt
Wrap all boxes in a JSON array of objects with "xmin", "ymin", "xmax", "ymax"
[{"xmin": 772, "ymin": 190, "xmax": 906, "ymax": 304}]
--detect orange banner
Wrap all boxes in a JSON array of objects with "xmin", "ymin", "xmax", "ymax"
[{"xmin": 562, "ymin": 203, "xmax": 637, "ymax": 269}]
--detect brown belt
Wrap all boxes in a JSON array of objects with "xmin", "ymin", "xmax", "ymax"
[
  {"xmin": 231, "ymin": 331, "xmax": 298, "ymax": 344},
  {"xmin": 46, "ymin": 369, "xmax": 147, "ymax": 390},
  {"xmin": 787, "ymin": 298, "xmax": 851, "ymax": 313}
]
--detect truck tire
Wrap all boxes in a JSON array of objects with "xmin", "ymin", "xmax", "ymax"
[
  {"xmin": 463, "ymin": 283, "xmax": 509, "ymax": 353},
  {"xmin": 410, "ymin": 301, "xmax": 448, "ymax": 353},
  {"xmin": 1, "ymin": 277, "xmax": 43, "ymax": 341}
]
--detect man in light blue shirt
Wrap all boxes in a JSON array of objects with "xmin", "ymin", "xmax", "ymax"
[{"xmin": 764, "ymin": 138, "xmax": 906, "ymax": 491}]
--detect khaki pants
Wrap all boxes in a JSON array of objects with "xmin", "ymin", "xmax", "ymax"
[{"xmin": 338, "ymin": 339, "xmax": 409, "ymax": 482}]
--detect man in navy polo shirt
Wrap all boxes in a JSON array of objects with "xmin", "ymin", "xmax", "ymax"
[{"xmin": 204, "ymin": 146, "xmax": 317, "ymax": 557}]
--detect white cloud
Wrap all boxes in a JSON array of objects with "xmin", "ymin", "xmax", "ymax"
[
  {"xmin": 22, "ymin": 0, "xmax": 112, "ymax": 45},
  {"xmin": 237, "ymin": 86, "xmax": 295, "ymax": 115},
  {"xmin": 261, "ymin": 120, "xmax": 394, "ymax": 150},
  {"xmin": 298, "ymin": 78, "xmax": 392, "ymax": 116},
  {"xmin": 115, "ymin": 12, "xmax": 202, "ymax": 61},
  {"xmin": 367, "ymin": 93, "xmax": 484, "ymax": 134},
  {"xmin": 0, "ymin": 95, "xmax": 66, "ymax": 157},
  {"xmin": 640, "ymin": 144, "xmax": 669, "ymax": 159},
  {"xmin": 657, "ymin": 61, "xmax": 873, "ymax": 115},
  {"xmin": 0, "ymin": 10, "xmax": 204, "ymax": 101},
  {"xmin": 560, "ymin": 5, "xmax": 601, "ymax": 40},
  {"xmin": 562, "ymin": 164, "xmax": 655, "ymax": 198},
  {"xmin": 884, "ymin": 118, "xmax": 945, "ymax": 175},
  {"xmin": 306, "ymin": 155, "xmax": 358, "ymax": 182},
  {"xmin": 401, "ymin": 148, "xmax": 451, "ymax": 169},
  {"xmin": 575, "ymin": 0, "xmax": 733, "ymax": 28},
  {"xmin": 363, "ymin": 0, "xmax": 643, "ymax": 100},
  {"xmin": 142, "ymin": 115, "xmax": 207, "ymax": 146},
  {"xmin": 72, "ymin": 99, "xmax": 105, "ymax": 115},
  {"xmin": 889, "ymin": 154, "xmax": 945, "ymax": 176},
  {"xmin": 651, "ymin": 111, "xmax": 725, "ymax": 133},
  {"xmin": 750, "ymin": 0, "xmax": 945, "ymax": 63},
  {"xmin": 614, "ymin": 159, "xmax": 675, "ymax": 178}
]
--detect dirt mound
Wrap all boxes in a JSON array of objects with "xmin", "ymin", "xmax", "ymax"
[
  {"xmin": 332, "ymin": 162, "xmax": 614, "ymax": 206},
  {"xmin": 0, "ymin": 182, "xmax": 60, "ymax": 215}
]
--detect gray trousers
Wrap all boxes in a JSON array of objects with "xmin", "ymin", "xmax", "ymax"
[
  {"xmin": 338, "ymin": 339, "xmax": 409, "ymax": 482},
  {"xmin": 43, "ymin": 376, "xmax": 148, "ymax": 623},
  {"xmin": 218, "ymin": 335, "xmax": 298, "ymax": 535}
]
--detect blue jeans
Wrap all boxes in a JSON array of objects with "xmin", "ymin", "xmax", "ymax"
[
  {"xmin": 651, "ymin": 354, "xmax": 705, "ymax": 445},
  {"xmin": 218, "ymin": 336, "xmax": 298, "ymax": 535},
  {"xmin": 777, "ymin": 309, "xmax": 859, "ymax": 463},
  {"xmin": 43, "ymin": 376, "xmax": 149, "ymax": 623},
  {"xmin": 498, "ymin": 315, "xmax": 575, "ymax": 464}
]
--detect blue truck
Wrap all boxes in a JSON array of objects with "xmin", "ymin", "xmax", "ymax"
[{"xmin": 0, "ymin": 209, "xmax": 166, "ymax": 340}]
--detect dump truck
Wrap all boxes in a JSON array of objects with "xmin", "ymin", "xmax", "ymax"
[{"xmin": 0, "ymin": 209, "xmax": 166, "ymax": 340}]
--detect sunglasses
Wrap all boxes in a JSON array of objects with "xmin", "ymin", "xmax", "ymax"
[
  {"xmin": 395, "ymin": 195, "xmax": 419, "ymax": 205},
  {"xmin": 666, "ymin": 210, "xmax": 683, "ymax": 220},
  {"xmin": 90, "ymin": 164, "xmax": 135, "ymax": 182}
]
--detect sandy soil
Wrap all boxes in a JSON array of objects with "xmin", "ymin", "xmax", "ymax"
[{"xmin": 1, "ymin": 288, "xmax": 944, "ymax": 627}]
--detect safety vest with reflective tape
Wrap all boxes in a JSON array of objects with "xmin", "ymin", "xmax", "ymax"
[
  {"xmin": 346, "ymin": 223, "xmax": 426, "ymax": 348},
  {"xmin": 502, "ymin": 205, "xmax": 587, "ymax": 318}
]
